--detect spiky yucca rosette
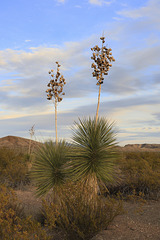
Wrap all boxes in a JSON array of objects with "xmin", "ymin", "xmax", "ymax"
[{"xmin": 67, "ymin": 117, "xmax": 118, "ymax": 199}]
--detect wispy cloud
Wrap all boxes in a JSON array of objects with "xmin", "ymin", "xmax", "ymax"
[
  {"xmin": 75, "ymin": 5, "xmax": 82, "ymax": 8},
  {"xmin": 0, "ymin": 30, "xmax": 160, "ymax": 115},
  {"xmin": 89, "ymin": 0, "xmax": 113, "ymax": 6},
  {"xmin": 117, "ymin": 0, "xmax": 160, "ymax": 30},
  {"xmin": 25, "ymin": 40, "xmax": 31, "ymax": 42},
  {"xmin": 57, "ymin": 0, "xmax": 66, "ymax": 3}
]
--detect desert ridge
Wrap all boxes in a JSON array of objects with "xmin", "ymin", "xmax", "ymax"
[
  {"xmin": 0, "ymin": 135, "xmax": 160, "ymax": 152},
  {"xmin": 0, "ymin": 135, "xmax": 42, "ymax": 151}
]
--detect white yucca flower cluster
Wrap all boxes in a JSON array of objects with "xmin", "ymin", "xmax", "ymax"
[
  {"xmin": 91, "ymin": 37, "xmax": 115, "ymax": 86},
  {"xmin": 46, "ymin": 61, "xmax": 66, "ymax": 102}
]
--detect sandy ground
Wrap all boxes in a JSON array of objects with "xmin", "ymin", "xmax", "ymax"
[
  {"xmin": 92, "ymin": 200, "xmax": 160, "ymax": 240},
  {"xmin": 15, "ymin": 187, "xmax": 160, "ymax": 240}
]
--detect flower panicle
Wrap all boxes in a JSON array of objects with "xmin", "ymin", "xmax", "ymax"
[
  {"xmin": 46, "ymin": 61, "xmax": 66, "ymax": 101},
  {"xmin": 91, "ymin": 36, "xmax": 115, "ymax": 86}
]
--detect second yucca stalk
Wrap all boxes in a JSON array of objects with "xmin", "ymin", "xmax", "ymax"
[
  {"xmin": 91, "ymin": 36, "xmax": 115, "ymax": 125},
  {"xmin": 46, "ymin": 62, "xmax": 66, "ymax": 145},
  {"xmin": 28, "ymin": 124, "xmax": 35, "ymax": 155}
]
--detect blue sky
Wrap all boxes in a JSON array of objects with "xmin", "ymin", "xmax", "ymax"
[{"xmin": 0, "ymin": 0, "xmax": 160, "ymax": 145}]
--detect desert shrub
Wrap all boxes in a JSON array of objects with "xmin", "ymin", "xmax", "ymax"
[
  {"xmin": 0, "ymin": 185, "xmax": 50, "ymax": 240},
  {"xmin": 42, "ymin": 182, "xmax": 123, "ymax": 240},
  {"xmin": 0, "ymin": 148, "xmax": 30, "ymax": 188},
  {"xmin": 108, "ymin": 152, "xmax": 160, "ymax": 199}
]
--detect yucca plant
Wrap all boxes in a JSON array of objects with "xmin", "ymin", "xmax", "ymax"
[
  {"xmin": 68, "ymin": 117, "xmax": 118, "ymax": 198},
  {"xmin": 31, "ymin": 140, "xmax": 70, "ymax": 197}
]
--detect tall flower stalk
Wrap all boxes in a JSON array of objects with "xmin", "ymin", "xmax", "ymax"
[
  {"xmin": 28, "ymin": 124, "xmax": 35, "ymax": 155},
  {"xmin": 46, "ymin": 62, "xmax": 66, "ymax": 145},
  {"xmin": 91, "ymin": 37, "xmax": 115, "ymax": 125}
]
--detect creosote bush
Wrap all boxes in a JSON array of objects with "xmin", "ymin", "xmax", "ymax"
[
  {"xmin": 0, "ymin": 185, "xmax": 50, "ymax": 240},
  {"xmin": 0, "ymin": 148, "xmax": 30, "ymax": 188},
  {"xmin": 108, "ymin": 151, "xmax": 160, "ymax": 199},
  {"xmin": 42, "ymin": 181, "xmax": 123, "ymax": 240}
]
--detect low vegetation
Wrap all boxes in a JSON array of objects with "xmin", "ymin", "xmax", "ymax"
[
  {"xmin": 0, "ymin": 185, "xmax": 50, "ymax": 240},
  {"xmin": 0, "ymin": 148, "xmax": 30, "ymax": 188},
  {"xmin": 42, "ymin": 182, "xmax": 123, "ymax": 240},
  {"xmin": 0, "ymin": 141, "xmax": 160, "ymax": 240},
  {"xmin": 107, "ymin": 151, "xmax": 160, "ymax": 200}
]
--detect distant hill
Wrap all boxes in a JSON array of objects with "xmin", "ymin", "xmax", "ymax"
[
  {"xmin": 0, "ymin": 136, "xmax": 160, "ymax": 152},
  {"xmin": 119, "ymin": 143, "xmax": 160, "ymax": 152},
  {"xmin": 0, "ymin": 136, "xmax": 42, "ymax": 152}
]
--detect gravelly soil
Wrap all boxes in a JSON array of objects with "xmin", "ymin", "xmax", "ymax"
[
  {"xmin": 15, "ymin": 188, "xmax": 160, "ymax": 240},
  {"xmin": 92, "ymin": 200, "xmax": 160, "ymax": 240}
]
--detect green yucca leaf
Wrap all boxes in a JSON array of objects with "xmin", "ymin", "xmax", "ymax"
[
  {"xmin": 31, "ymin": 140, "xmax": 70, "ymax": 197},
  {"xmin": 68, "ymin": 117, "xmax": 118, "ymax": 184}
]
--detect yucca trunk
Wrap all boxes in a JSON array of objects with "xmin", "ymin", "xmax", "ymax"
[
  {"xmin": 87, "ymin": 175, "xmax": 99, "ymax": 197},
  {"xmin": 81, "ymin": 175, "xmax": 99, "ymax": 209},
  {"xmin": 95, "ymin": 84, "xmax": 101, "ymax": 125},
  {"xmin": 55, "ymin": 97, "xmax": 58, "ymax": 146}
]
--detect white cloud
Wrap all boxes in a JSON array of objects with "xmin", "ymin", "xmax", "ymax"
[
  {"xmin": 75, "ymin": 5, "xmax": 82, "ymax": 8},
  {"xmin": 25, "ymin": 40, "xmax": 31, "ymax": 42},
  {"xmin": 57, "ymin": 0, "xmax": 66, "ymax": 3},
  {"xmin": 89, "ymin": 0, "xmax": 113, "ymax": 6},
  {"xmin": 1, "ymin": 91, "xmax": 160, "ymax": 145},
  {"xmin": 0, "ymin": 31, "xmax": 160, "ymax": 117},
  {"xmin": 0, "ymin": 38, "xmax": 95, "ymax": 116},
  {"xmin": 117, "ymin": 0, "xmax": 160, "ymax": 29}
]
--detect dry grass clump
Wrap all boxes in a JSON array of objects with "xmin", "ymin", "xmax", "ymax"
[
  {"xmin": 108, "ymin": 152, "xmax": 160, "ymax": 199},
  {"xmin": 0, "ymin": 148, "xmax": 30, "ymax": 188},
  {"xmin": 0, "ymin": 185, "xmax": 50, "ymax": 240},
  {"xmin": 42, "ymin": 182, "xmax": 123, "ymax": 240}
]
